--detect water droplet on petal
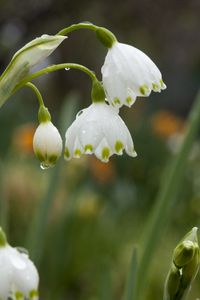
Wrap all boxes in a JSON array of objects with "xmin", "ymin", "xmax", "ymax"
[
  {"xmin": 40, "ymin": 162, "xmax": 50, "ymax": 170},
  {"xmin": 65, "ymin": 68, "xmax": 70, "ymax": 71},
  {"xmin": 76, "ymin": 110, "xmax": 84, "ymax": 117},
  {"xmin": 16, "ymin": 247, "xmax": 29, "ymax": 255}
]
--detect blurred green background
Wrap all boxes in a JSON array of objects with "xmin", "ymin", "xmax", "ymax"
[{"xmin": 0, "ymin": 0, "xmax": 200, "ymax": 299}]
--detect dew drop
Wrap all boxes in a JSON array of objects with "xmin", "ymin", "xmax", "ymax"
[
  {"xmin": 40, "ymin": 162, "xmax": 50, "ymax": 170},
  {"xmin": 76, "ymin": 110, "xmax": 84, "ymax": 118},
  {"xmin": 65, "ymin": 67, "xmax": 70, "ymax": 71},
  {"xmin": 16, "ymin": 247, "xmax": 29, "ymax": 255}
]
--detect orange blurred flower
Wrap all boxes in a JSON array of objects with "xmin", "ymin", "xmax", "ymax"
[
  {"xmin": 151, "ymin": 110, "xmax": 185, "ymax": 138},
  {"xmin": 12, "ymin": 123, "xmax": 36, "ymax": 154},
  {"xmin": 90, "ymin": 157, "xmax": 115, "ymax": 183}
]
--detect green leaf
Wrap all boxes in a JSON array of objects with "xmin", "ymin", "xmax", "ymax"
[
  {"xmin": 122, "ymin": 247, "xmax": 138, "ymax": 300},
  {"xmin": 0, "ymin": 34, "xmax": 66, "ymax": 107}
]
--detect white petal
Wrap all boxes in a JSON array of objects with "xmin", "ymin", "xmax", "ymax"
[
  {"xmin": 33, "ymin": 121, "xmax": 62, "ymax": 166},
  {"xmin": 0, "ymin": 247, "xmax": 13, "ymax": 300},
  {"xmin": 95, "ymin": 138, "xmax": 112, "ymax": 162},
  {"xmin": 64, "ymin": 102, "xmax": 136, "ymax": 162},
  {"xmin": 12, "ymin": 251, "xmax": 39, "ymax": 298},
  {"xmin": 73, "ymin": 137, "xmax": 84, "ymax": 158},
  {"xmin": 102, "ymin": 41, "xmax": 166, "ymax": 108}
]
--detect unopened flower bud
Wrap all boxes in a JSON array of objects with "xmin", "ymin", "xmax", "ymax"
[
  {"xmin": 33, "ymin": 106, "xmax": 63, "ymax": 169},
  {"xmin": 164, "ymin": 265, "xmax": 181, "ymax": 300},
  {"xmin": 181, "ymin": 246, "xmax": 200, "ymax": 289},
  {"xmin": 163, "ymin": 227, "xmax": 200, "ymax": 300},
  {"xmin": 173, "ymin": 240, "xmax": 195, "ymax": 268}
]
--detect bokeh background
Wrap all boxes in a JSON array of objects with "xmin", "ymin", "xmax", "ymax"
[{"xmin": 0, "ymin": 0, "xmax": 200, "ymax": 299}]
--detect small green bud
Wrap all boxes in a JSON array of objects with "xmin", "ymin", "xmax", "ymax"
[
  {"xmin": 38, "ymin": 105, "xmax": 51, "ymax": 123},
  {"xmin": 181, "ymin": 246, "xmax": 200, "ymax": 289},
  {"xmin": 164, "ymin": 265, "xmax": 181, "ymax": 300},
  {"xmin": 91, "ymin": 79, "xmax": 106, "ymax": 103},
  {"xmin": 96, "ymin": 27, "xmax": 117, "ymax": 48},
  {"xmin": 0, "ymin": 227, "xmax": 7, "ymax": 247},
  {"xmin": 173, "ymin": 240, "xmax": 195, "ymax": 268}
]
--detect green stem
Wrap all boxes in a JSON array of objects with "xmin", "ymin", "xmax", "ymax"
[
  {"xmin": 57, "ymin": 23, "xmax": 117, "ymax": 48},
  {"xmin": 57, "ymin": 22, "xmax": 99, "ymax": 36},
  {"xmin": 136, "ymin": 90, "xmax": 200, "ymax": 300},
  {"xmin": 14, "ymin": 63, "xmax": 97, "ymax": 93},
  {"xmin": 26, "ymin": 93, "xmax": 79, "ymax": 265},
  {"xmin": 122, "ymin": 248, "xmax": 138, "ymax": 300},
  {"xmin": 25, "ymin": 82, "xmax": 44, "ymax": 106}
]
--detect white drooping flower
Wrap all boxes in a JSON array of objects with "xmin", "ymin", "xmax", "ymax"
[
  {"xmin": 33, "ymin": 121, "xmax": 63, "ymax": 169},
  {"xmin": 102, "ymin": 41, "xmax": 166, "ymax": 108},
  {"xmin": 0, "ymin": 34, "xmax": 66, "ymax": 107},
  {"xmin": 64, "ymin": 102, "xmax": 137, "ymax": 163},
  {"xmin": 0, "ymin": 228, "xmax": 39, "ymax": 300}
]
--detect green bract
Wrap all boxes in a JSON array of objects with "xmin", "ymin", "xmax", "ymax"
[{"xmin": 0, "ymin": 34, "xmax": 66, "ymax": 107}]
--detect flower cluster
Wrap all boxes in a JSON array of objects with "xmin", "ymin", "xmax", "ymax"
[{"xmin": 33, "ymin": 36, "xmax": 166, "ymax": 166}]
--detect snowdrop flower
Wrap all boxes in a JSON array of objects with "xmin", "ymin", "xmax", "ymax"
[
  {"xmin": 0, "ymin": 227, "xmax": 39, "ymax": 300},
  {"xmin": 102, "ymin": 41, "xmax": 166, "ymax": 108},
  {"xmin": 64, "ymin": 101, "xmax": 137, "ymax": 163},
  {"xmin": 33, "ymin": 106, "xmax": 62, "ymax": 169}
]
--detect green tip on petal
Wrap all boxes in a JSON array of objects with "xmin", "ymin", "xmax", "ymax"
[
  {"xmin": 74, "ymin": 149, "xmax": 82, "ymax": 158},
  {"xmin": 0, "ymin": 227, "xmax": 7, "ymax": 247},
  {"xmin": 84, "ymin": 144, "xmax": 93, "ymax": 154},
  {"xmin": 139, "ymin": 84, "xmax": 149, "ymax": 96},
  {"xmin": 152, "ymin": 83, "xmax": 159, "ymax": 91},
  {"xmin": 64, "ymin": 147, "xmax": 70, "ymax": 160},
  {"xmin": 29, "ymin": 290, "xmax": 39, "ymax": 299},
  {"xmin": 113, "ymin": 98, "xmax": 121, "ymax": 105},
  {"xmin": 126, "ymin": 96, "xmax": 133, "ymax": 106},
  {"xmin": 35, "ymin": 151, "xmax": 58, "ymax": 169},
  {"xmin": 102, "ymin": 147, "xmax": 110, "ymax": 161},
  {"xmin": 115, "ymin": 141, "xmax": 124, "ymax": 154},
  {"xmin": 15, "ymin": 291, "xmax": 24, "ymax": 300}
]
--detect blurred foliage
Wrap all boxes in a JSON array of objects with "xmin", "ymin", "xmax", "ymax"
[{"xmin": 0, "ymin": 0, "xmax": 200, "ymax": 299}]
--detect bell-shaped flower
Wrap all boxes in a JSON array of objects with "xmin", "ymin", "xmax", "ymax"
[
  {"xmin": 0, "ymin": 227, "xmax": 39, "ymax": 300},
  {"xmin": 101, "ymin": 41, "xmax": 166, "ymax": 108},
  {"xmin": 64, "ymin": 102, "xmax": 137, "ymax": 163},
  {"xmin": 0, "ymin": 34, "xmax": 66, "ymax": 107},
  {"xmin": 33, "ymin": 121, "xmax": 63, "ymax": 169}
]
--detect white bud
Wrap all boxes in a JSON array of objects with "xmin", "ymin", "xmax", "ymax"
[{"xmin": 33, "ymin": 121, "xmax": 63, "ymax": 169}]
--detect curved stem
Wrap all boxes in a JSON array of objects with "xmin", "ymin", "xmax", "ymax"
[
  {"xmin": 14, "ymin": 63, "xmax": 97, "ymax": 93},
  {"xmin": 57, "ymin": 22, "xmax": 99, "ymax": 36},
  {"xmin": 25, "ymin": 82, "xmax": 44, "ymax": 106}
]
